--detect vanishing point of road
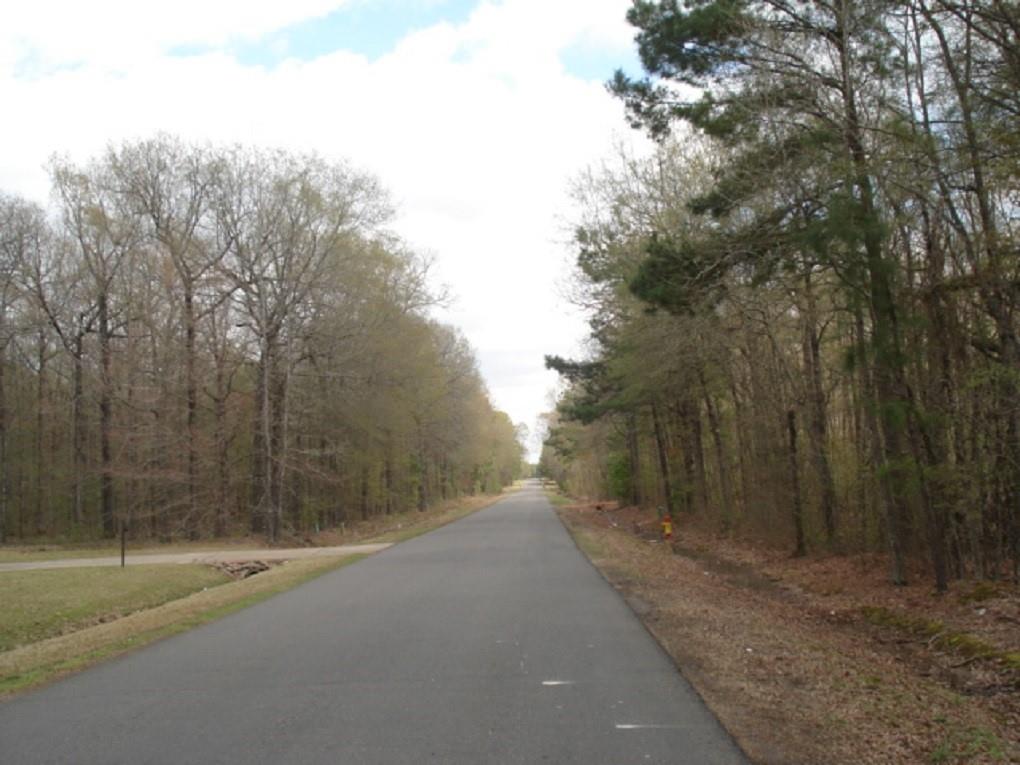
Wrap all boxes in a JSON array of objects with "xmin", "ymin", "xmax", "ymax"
[{"xmin": 0, "ymin": 481, "xmax": 747, "ymax": 764}]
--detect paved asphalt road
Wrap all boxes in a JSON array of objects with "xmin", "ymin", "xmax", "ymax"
[{"xmin": 0, "ymin": 482, "xmax": 747, "ymax": 764}]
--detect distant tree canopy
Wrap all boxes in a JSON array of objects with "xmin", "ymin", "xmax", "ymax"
[
  {"xmin": 0, "ymin": 135, "xmax": 523, "ymax": 543},
  {"xmin": 544, "ymin": 0, "xmax": 1020, "ymax": 589}
]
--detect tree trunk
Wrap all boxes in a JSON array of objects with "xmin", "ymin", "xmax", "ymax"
[
  {"xmin": 35, "ymin": 329, "xmax": 48, "ymax": 535},
  {"xmin": 837, "ymin": 16, "xmax": 917, "ymax": 584},
  {"xmin": 72, "ymin": 326, "xmax": 86, "ymax": 526},
  {"xmin": 0, "ymin": 339, "xmax": 6, "ymax": 544},
  {"xmin": 98, "ymin": 293, "xmax": 115, "ymax": 538},
  {"xmin": 266, "ymin": 345, "xmax": 286, "ymax": 543},
  {"xmin": 360, "ymin": 464, "xmax": 370, "ymax": 521},
  {"xmin": 801, "ymin": 274, "xmax": 838, "ymax": 546},
  {"xmin": 250, "ymin": 355, "xmax": 266, "ymax": 535},
  {"xmin": 651, "ymin": 402, "xmax": 677, "ymax": 521},
  {"xmin": 184, "ymin": 286, "xmax": 198, "ymax": 533},
  {"xmin": 627, "ymin": 412, "xmax": 641, "ymax": 507},
  {"xmin": 856, "ymin": 306, "xmax": 908, "ymax": 584},
  {"xmin": 687, "ymin": 399, "xmax": 707, "ymax": 513},
  {"xmin": 729, "ymin": 374, "xmax": 751, "ymax": 518},
  {"xmin": 417, "ymin": 429, "xmax": 428, "ymax": 513},
  {"xmin": 788, "ymin": 409, "xmax": 806, "ymax": 558},
  {"xmin": 214, "ymin": 388, "xmax": 229, "ymax": 537},
  {"xmin": 700, "ymin": 373, "xmax": 734, "ymax": 529},
  {"xmin": 384, "ymin": 452, "xmax": 394, "ymax": 515}
]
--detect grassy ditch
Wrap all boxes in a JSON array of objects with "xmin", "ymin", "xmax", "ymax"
[
  {"xmin": 0, "ymin": 554, "xmax": 366, "ymax": 698},
  {"xmin": 0, "ymin": 488, "xmax": 514, "ymax": 699},
  {"xmin": 1, "ymin": 565, "xmax": 230, "ymax": 653}
]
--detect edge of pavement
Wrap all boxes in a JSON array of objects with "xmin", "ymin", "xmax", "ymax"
[
  {"xmin": 544, "ymin": 488, "xmax": 753, "ymax": 764},
  {"xmin": 0, "ymin": 488, "xmax": 520, "ymax": 700}
]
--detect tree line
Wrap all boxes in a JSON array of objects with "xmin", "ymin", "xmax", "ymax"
[
  {"xmin": 0, "ymin": 135, "xmax": 523, "ymax": 543},
  {"xmin": 541, "ymin": 0, "xmax": 1019, "ymax": 589}
]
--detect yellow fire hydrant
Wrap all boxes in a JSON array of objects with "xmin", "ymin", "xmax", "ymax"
[{"xmin": 661, "ymin": 516, "xmax": 673, "ymax": 541}]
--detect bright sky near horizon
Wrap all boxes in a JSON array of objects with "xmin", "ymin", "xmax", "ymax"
[{"xmin": 0, "ymin": 0, "xmax": 647, "ymax": 459}]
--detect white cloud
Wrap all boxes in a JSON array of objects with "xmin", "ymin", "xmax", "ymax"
[
  {"xmin": 0, "ymin": 1, "xmax": 351, "ymax": 73},
  {"xmin": 0, "ymin": 0, "xmax": 646, "ymax": 457}
]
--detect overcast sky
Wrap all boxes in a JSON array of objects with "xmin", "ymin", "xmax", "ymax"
[{"xmin": 0, "ymin": 0, "xmax": 646, "ymax": 458}]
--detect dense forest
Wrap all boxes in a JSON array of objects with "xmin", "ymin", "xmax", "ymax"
[
  {"xmin": 541, "ymin": 0, "xmax": 1019, "ymax": 589},
  {"xmin": 0, "ymin": 136, "xmax": 523, "ymax": 543}
]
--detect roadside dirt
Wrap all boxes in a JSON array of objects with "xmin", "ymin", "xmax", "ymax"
[{"xmin": 557, "ymin": 501, "xmax": 1019, "ymax": 765}]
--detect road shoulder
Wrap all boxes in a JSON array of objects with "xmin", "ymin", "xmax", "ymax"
[{"xmin": 555, "ymin": 499, "xmax": 1019, "ymax": 765}]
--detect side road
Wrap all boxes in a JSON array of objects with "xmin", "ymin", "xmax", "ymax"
[{"xmin": 0, "ymin": 543, "xmax": 391, "ymax": 572}]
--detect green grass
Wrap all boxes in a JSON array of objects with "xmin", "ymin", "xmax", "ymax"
[
  {"xmin": 571, "ymin": 526, "xmax": 610, "ymax": 560},
  {"xmin": 930, "ymin": 726, "xmax": 1008, "ymax": 763},
  {"xmin": 0, "ymin": 492, "xmax": 513, "ymax": 698},
  {"xmin": 0, "ymin": 565, "xmax": 230, "ymax": 652},
  {"xmin": 0, "ymin": 554, "xmax": 367, "ymax": 697},
  {"xmin": 957, "ymin": 582, "xmax": 1002, "ymax": 604},
  {"xmin": 543, "ymin": 489, "xmax": 571, "ymax": 507},
  {"xmin": 862, "ymin": 606, "xmax": 1018, "ymax": 669}
]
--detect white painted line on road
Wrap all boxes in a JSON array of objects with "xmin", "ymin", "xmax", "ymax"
[
  {"xmin": 615, "ymin": 724, "xmax": 683, "ymax": 730},
  {"xmin": 541, "ymin": 680, "xmax": 575, "ymax": 686}
]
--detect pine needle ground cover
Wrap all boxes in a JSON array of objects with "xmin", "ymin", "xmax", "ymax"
[{"xmin": 556, "ymin": 499, "xmax": 1019, "ymax": 765}]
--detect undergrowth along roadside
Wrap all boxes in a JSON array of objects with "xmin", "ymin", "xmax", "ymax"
[
  {"xmin": 553, "ymin": 497, "xmax": 1019, "ymax": 765},
  {"xmin": 861, "ymin": 606, "xmax": 1020, "ymax": 672}
]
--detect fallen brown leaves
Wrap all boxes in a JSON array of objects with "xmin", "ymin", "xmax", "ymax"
[{"xmin": 557, "ymin": 501, "xmax": 1019, "ymax": 765}]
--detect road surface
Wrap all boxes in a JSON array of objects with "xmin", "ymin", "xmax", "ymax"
[
  {"xmin": 0, "ymin": 543, "xmax": 392, "ymax": 572},
  {"xmin": 0, "ymin": 481, "xmax": 747, "ymax": 764}
]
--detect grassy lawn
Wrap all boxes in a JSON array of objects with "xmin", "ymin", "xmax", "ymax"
[
  {"xmin": 0, "ymin": 488, "xmax": 515, "ymax": 699},
  {"xmin": 0, "ymin": 554, "xmax": 366, "ymax": 698},
  {"xmin": 0, "ymin": 565, "xmax": 230, "ymax": 652}
]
